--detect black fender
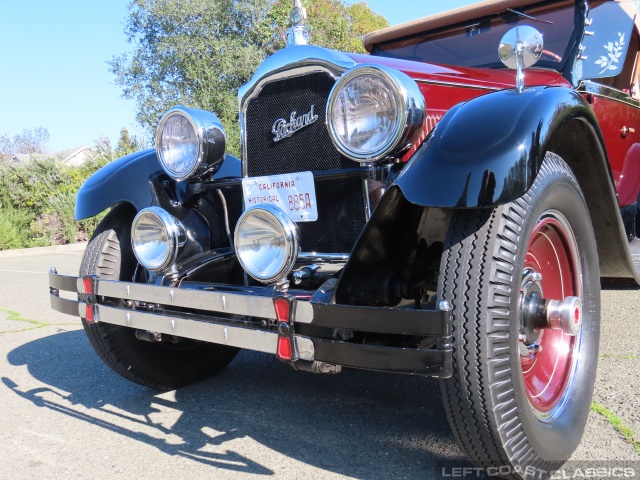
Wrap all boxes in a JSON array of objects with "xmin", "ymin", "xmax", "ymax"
[
  {"xmin": 336, "ymin": 85, "xmax": 640, "ymax": 298},
  {"xmin": 394, "ymin": 86, "xmax": 606, "ymax": 208},
  {"xmin": 75, "ymin": 148, "xmax": 242, "ymax": 220},
  {"xmin": 393, "ymin": 85, "xmax": 640, "ymax": 282}
]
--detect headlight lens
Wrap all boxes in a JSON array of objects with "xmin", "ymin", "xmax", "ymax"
[
  {"xmin": 234, "ymin": 205, "xmax": 299, "ymax": 283},
  {"xmin": 156, "ymin": 106, "xmax": 227, "ymax": 181},
  {"xmin": 157, "ymin": 112, "xmax": 199, "ymax": 179},
  {"xmin": 330, "ymin": 73, "xmax": 398, "ymax": 156},
  {"xmin": 131, "ymin": 207, "xmax": 181, "ymax": 271},
  {"xmin": 327, "ymin": 65, "xmax": 426, "ymax": 163}
]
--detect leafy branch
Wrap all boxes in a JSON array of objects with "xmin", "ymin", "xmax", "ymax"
[{"xmin": 595, "ymin": 32, "xmax": 625, "ymax": 75}]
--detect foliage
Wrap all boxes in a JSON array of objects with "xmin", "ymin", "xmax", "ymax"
[
  {"xmin": 110, "ymin": 0, "xmax": 271, "ymax": 156},
  {"xmin": 266, "ymin": 0, "xmax": 388, "ymax": 53},
  {"xmin": 591, "ymin": 401, "xmax": 640, "ymax": 455},
  {"xmin": 0, "ymin": 127, "xmax": 51, "ymax": 155},
  {"xmin": 0, "ymin": 136, "xmax": 121, "ymax": 250},
  {"xmin": 0, "ymin": 206, "xmax": 33, "ymax": 250},
  {"xmin": 115, "ymin": 127, "xmax": 145, "ymax": 157},
  {"xmin": 110, "ymin": 0, "xmax": 388, "ymax": 156}
]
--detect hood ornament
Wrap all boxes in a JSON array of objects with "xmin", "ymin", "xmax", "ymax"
[{"xmin": 286, "ymin": 0, "xmax": 312, "ymax": 46}]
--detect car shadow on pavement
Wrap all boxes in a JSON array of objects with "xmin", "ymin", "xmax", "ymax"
[{"xmin": 2, "ymin": 329, "xmax": 466, "ymax": 479}]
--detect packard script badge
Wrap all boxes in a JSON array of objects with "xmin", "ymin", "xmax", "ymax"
[{"xmin": 272, "ymin": 105, "xmax": 318, "ymax": 142}]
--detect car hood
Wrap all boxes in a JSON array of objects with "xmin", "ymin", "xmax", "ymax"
[{"xmin": 347, "ymin": 53, "xmax": 571, "ymax": 90}]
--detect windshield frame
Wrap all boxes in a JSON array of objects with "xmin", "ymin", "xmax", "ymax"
[{"xmin": 372, "ymin": 0, "xmax": 585, "ymax": 76}]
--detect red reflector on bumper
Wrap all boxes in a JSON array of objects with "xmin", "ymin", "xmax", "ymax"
[
  {"xmin": 85, "ymin": 304, "xmax": 94, "ymax": 322},
  {"xmin": 274, "ymin": 299, "xmax": 290, "ymax": 322},
  {"xmin": 277, "ymin": 336, "xmax": 293, "ymax": 361},
  {"xmin": 274, "ymin": 297, "xmax": 293, "ymax": 361},
  {"xmin": 83, "ymin": 275, "xmax": 97, "ymax": 323},
  {"xmin": 83, "ymin": 276, "xmax": 93, "ymax": 295}
]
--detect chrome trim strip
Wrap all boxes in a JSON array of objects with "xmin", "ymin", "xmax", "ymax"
[
  {"xmin": 298, "ymin": 253, "xmax": 349, "ymax": 262},
  {"xmin": 239, "ymin": 46, "xmax": 357, "ymax": 106},
  {"xmin": 93, "ymin": 278, "xmax": 277, "ymax": 320},
  {"xmin": 49, "ymin": 272, "xmax": 80, "ymax": 293},
  {"xmin": 414, "ymin": 78, "xmax": 503, "ymax": 92},
  {"xmin": 294, "ymin": 301, "xmax": 314, "ymax": 324},
  {"xmin": 51, "ymin": 273, "xmax": 316, "ymax": 359},
  {"xmin": 50, "ymin": 294, "xmax": 86, "ymax": 318},
  {"xmin": 363, "ymin": 179, "xmax": 372, "ymax": 221},
  {"xmin": 96, "ymin": 304, "xmax": 279, "ymax": 354},
  {"xmin": 294, "ymin": 336, "xmax": 315, "ymax": 361},
  {"xmin": 580, "ymin": 80, "xmax": 640, "ymax": 109}
]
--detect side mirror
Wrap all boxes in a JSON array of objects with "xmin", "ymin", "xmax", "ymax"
[{"xmin": 498, "ymin": 26, "xmax": 544, "ymax": 93}]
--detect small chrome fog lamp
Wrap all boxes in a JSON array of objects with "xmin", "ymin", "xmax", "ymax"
[
  {"xmin": 131, "ymin": 207, "xmax": 183, "ymax": 271},
  {"xmin": 156, "ymin": 106, "xmax": 226, "ymax": 181},
  {"xmin": 234, "ymin": 205, "xmax": 300, "ymax": 284}
]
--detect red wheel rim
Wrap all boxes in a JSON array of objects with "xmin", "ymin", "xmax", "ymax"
[{"xmin": 520, "ymin": 211, "xmax": 581, "ymax": 417}]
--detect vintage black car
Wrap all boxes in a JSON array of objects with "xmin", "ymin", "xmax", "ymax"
[{"xmin": 49, "ymin": 0, "xmax": 640, "ymax": 477}]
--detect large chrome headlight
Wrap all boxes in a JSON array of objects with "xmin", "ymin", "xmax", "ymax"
[
  {"xmin": 131, "ymin": 207, "xmax": 183, "ymax": 271},
  {"xmin": 326, "ymin": 65, "xmax": 425, "ymax": 163},
  {"xmin": 234, "ymin": 205, "xmax": 299, "ymax": 284},
  {"xmin": 156, "ymin": 106, "xmax": 226, "ymax": 181}
]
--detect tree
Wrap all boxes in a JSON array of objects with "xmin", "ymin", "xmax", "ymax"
[
  {"xmin": 110, "ymin": 0, "xmax": 388, "ymax": 157},
  {"xmin": 0, "ymin": 127, "xmax": 50, "ymax": 155},
  {"xmin": 115, "ymin": 127, "xmax": 144, "ymax": 157},
  {"xmin": 266, "ymin": 0, "xmax": 388, "ymax": 53}
]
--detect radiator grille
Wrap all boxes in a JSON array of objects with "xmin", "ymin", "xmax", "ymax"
[
  {"xmin": 299, "ymin": 177, "xmax": 366, "ymax": 253},
  {"xmin": 243, "ymin": 72, "xmax": 366, "ymax": 253},
  {"xmin": 245, "ymin": 72, "xmax": 352, "ymax": 176}
]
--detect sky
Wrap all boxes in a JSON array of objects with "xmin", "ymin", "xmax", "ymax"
[{"xmin": 0, "ymin": 0, "xmax": 477, "ymax": 153}]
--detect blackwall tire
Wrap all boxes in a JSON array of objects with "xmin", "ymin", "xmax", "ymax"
[
  {"xmin": 79, "ymin": 205, "xmax": 239, "ymax": 390},
  {"xmin": 438, "ymin": 153, "xmax": 600, "ymax": 478}
]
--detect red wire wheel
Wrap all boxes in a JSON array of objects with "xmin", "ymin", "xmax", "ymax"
[{"xmin": 519, "ymin": 211, "xmax": 582, "ymax": 418}]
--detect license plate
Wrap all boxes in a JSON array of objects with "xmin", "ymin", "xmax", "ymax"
[{"xmin": 242, "ymin": 171, "xmax": 318, "ymax": 222}]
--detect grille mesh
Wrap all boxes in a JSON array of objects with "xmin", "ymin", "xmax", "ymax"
[
  {"xmin": 245, "ymin": 72, "xmax": 352, "ymax": 176},
  {"xmin": 299, "ymin": 177, "xmax": 366, "ymax": 253},
  {"xmin": 244, "ymin": 72, "xmax": 366, "ymax": 253}
]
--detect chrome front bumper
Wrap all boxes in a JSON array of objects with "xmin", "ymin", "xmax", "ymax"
[{"xmin": 49, "ymin": 269, "xmax": 453, "ymax": 377}]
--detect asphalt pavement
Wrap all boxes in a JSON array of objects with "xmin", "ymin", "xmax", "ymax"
[{"xmin": 0, "ymin": 248, "xmax": 639, "ymax": 480}]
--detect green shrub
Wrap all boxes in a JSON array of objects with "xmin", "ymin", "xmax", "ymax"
[
  {"xmin": 0, "ymin": 206, "xmax": 33, "ymax": 250},
  {"xmin": 0, "ymin": 148, "xmax": 113, "ymax": 249}
]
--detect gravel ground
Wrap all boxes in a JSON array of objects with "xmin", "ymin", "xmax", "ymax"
[{"xmin": 0, "ymin": 250, "xmax": 638, "ymax": 479}]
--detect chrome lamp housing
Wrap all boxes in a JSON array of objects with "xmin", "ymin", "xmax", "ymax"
[
  {"xmin": 234, "ymin": 204, "xmax": 300, "ymax": 284},
  {"xmin": 131, "ymin": 207, "xmax": 184, "ymax": 272},
  {"xmin": 326, "ymin": 64, "xmax": 426, "ymax": 163},
  {"xmin": 156, "ymin": 106, "xmax": 227, "ymax": 181}
]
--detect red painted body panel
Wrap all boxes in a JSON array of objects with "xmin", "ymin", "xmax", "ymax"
[
  {"xmin": 588, "ymin": 96, "xmax": 629, "ymax": 185},
  {"xmin": 353, "ymin": 53, "xmax": 640, "ymax": 207},
  {"xmin": 618, "ymin": 104, "xmax": 640, "ymax": 206},
  {"xmin": 617, "ymin": 143, "xmax": 640, "ymax": 205},
  {"xmin": 349, "ymin": 53, "xmax": 573, "ymax": 163},
  {"xmin": 347, "ymin": 53, "xmax": 572, "ymax": 90},
  {"xmin": 586, "ymin": 95, "xmax": 640, "ymax": 206}
]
